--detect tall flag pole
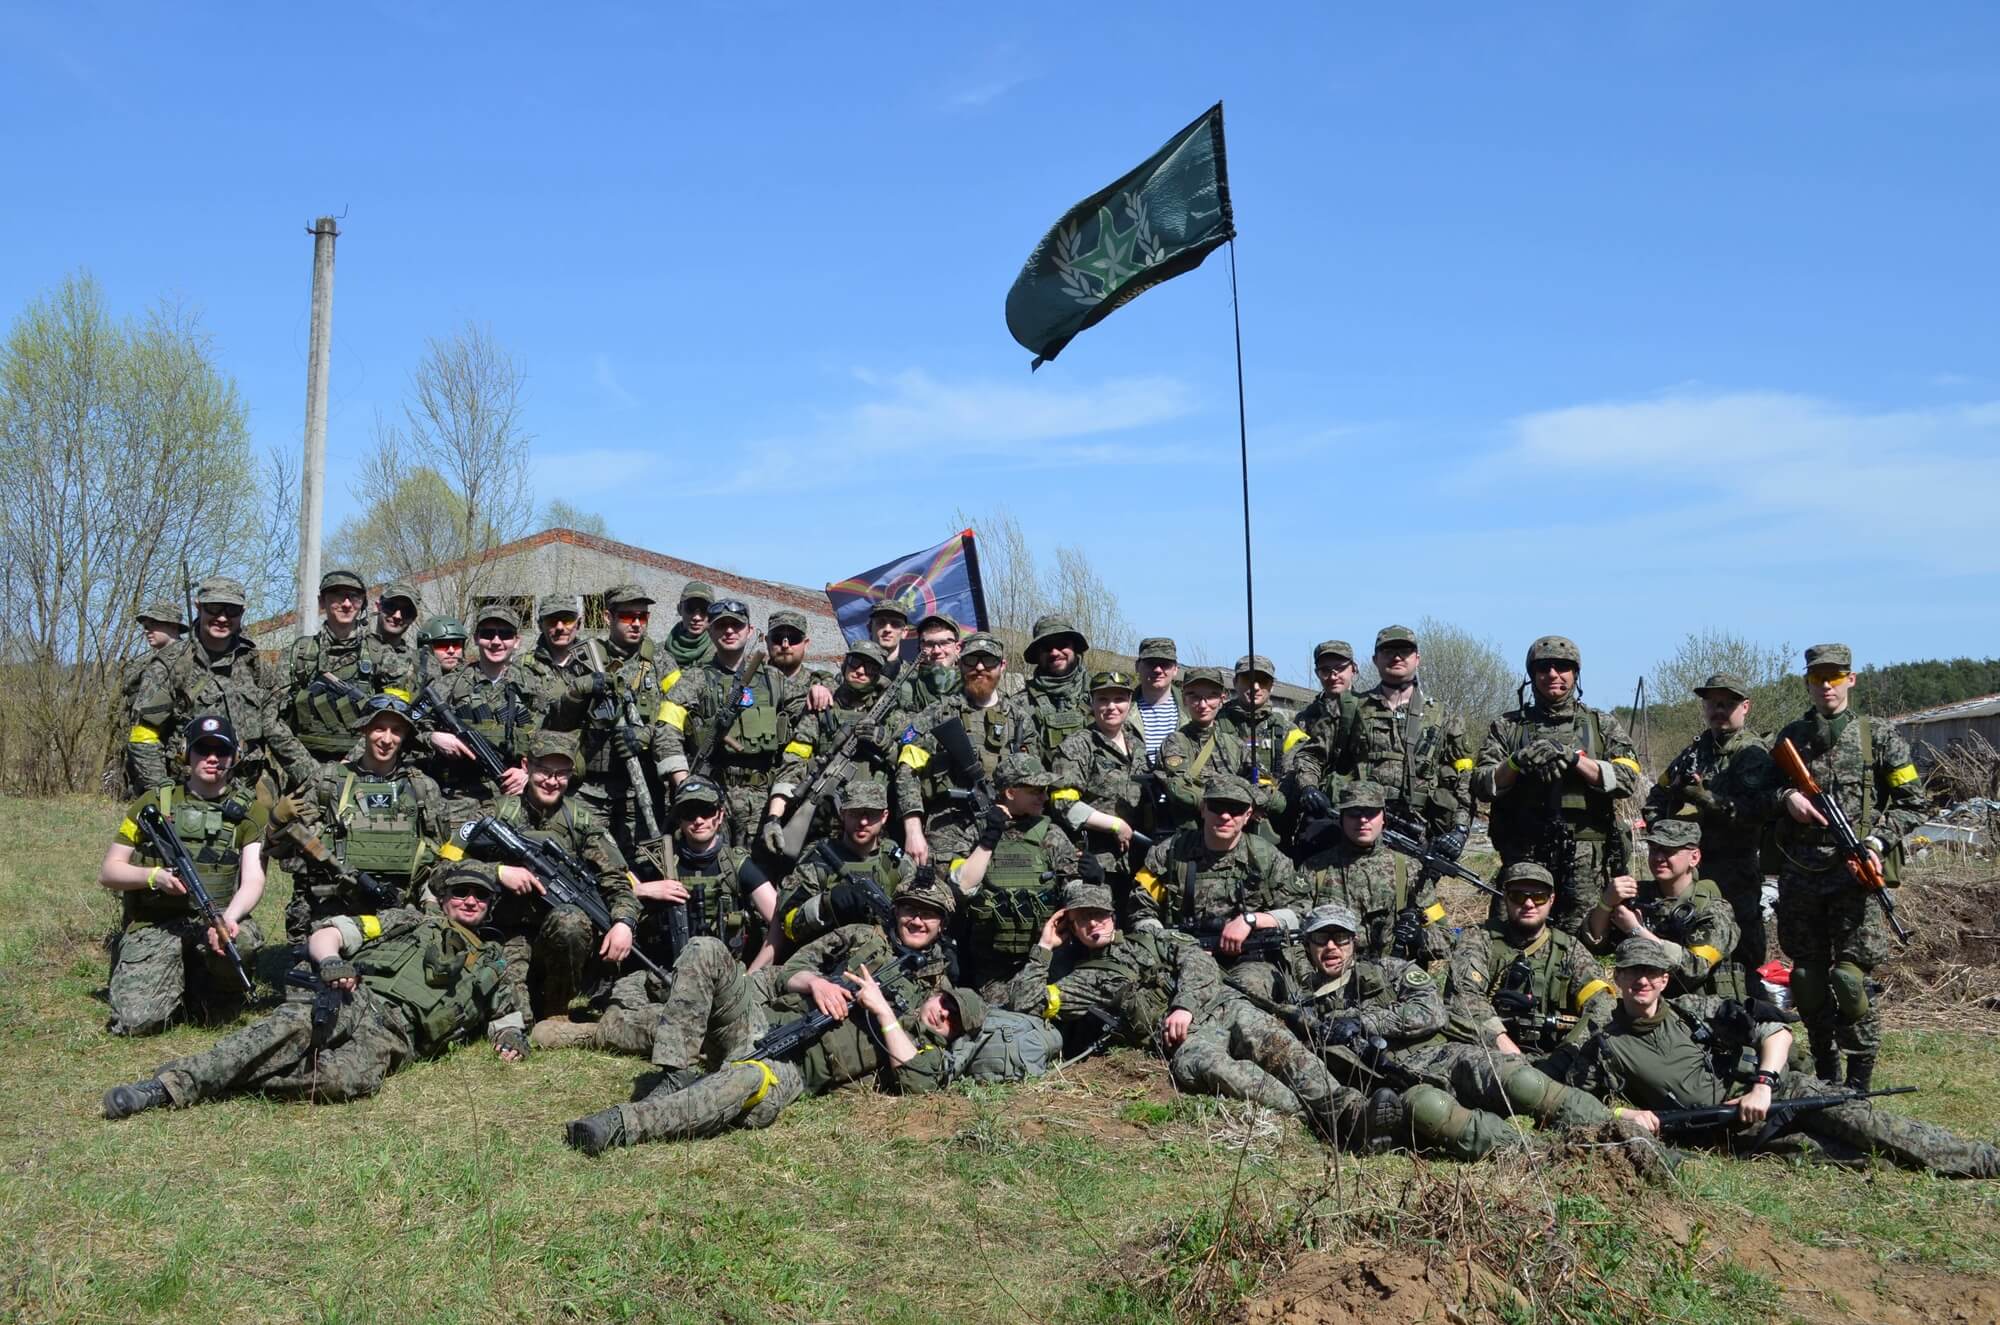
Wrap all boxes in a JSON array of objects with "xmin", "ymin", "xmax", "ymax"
[{"xmin": 1226, "ymin": 238, "xmax": 1255, "ymax": 683}]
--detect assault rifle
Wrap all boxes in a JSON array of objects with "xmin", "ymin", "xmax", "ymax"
[
  {"xmin": 1772, "ymin": 737, "xmax": 1911, "ymax": 945},
  {"xmin": 1490, "ymin": 954, "xmax": 1577, "ymax": 1047},
  {"xmin": 415, "ymin": 681, "xmax": 513, "ymax": 785},
  {"xmin": 467, "ymin": 816, "xmax": 669, "ymax": 982},
  {"xmin": 584, "ymin": 639, "xmax": 682, "ymax": 958},
  {"xmin": 1180, "ymin": 918, "xmax": 1301, "ymax": 960},
  {"xmin": 283, "ymin": 964, "xmax": 349, "ymax": 1049},
  {"xmin": 931, "ymin": 716, "xmax": 997, "ymax": 816},
  {"xmin": 307, "ymin": 670, "xmax": 370, "ymax": 711},
  {"xmin": 1060, "ymin": 1006, "xmax": 1125, "ymax": 1067},
  {"xmin": 134, "ymin": 803, "xmax": 253, "ymax": 994},
  {"xmin": 1382, "ymin": 814, "xmax": 1505, "ymax": 900},
  {"xmin": 774, "ymin": 657, "xmax": 907, "ymax": 861},
  {"xmin": 751, "ymin": 947, "xmax": 925, "ymax": 1060},
  {"xmin": 271, "ymin": 815, "xmax": 399, "ymax": 910},
  {"xmin": 1656, "ymin": 1085, "xmax": 1916, "ymax": 1146},
  {"xmin": 688, "ymin": 639, "xmax": 769, "ymax": 783}
]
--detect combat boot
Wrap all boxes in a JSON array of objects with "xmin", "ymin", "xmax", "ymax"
[
  {"xmin": 1845, "ymin": 1056, "xmax": 1875, "ymax": 1093},
  {"xmin": 1360, "ymin": 1086, "xmax": 1412, "ymax": 1154},
  {"xmin": 565, "ymin": 1106, "xmax": 629, "ymax": 1157},
  {"xmin": 102, "ymin": 1078, "xmax": 171, "ymax": 1120},
  {"xmin": 1812, "ymin": 1048, "xmax": 1842, "ymax": 1084}
]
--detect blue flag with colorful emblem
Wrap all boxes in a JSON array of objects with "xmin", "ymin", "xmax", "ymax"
[{"xmin": 826, "ymin": 531, "xmax": 988, "ymax": 652}]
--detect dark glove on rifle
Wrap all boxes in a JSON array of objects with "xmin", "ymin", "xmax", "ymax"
[
  {"xmin": 827, "ymin": 880, "xmax": 873, "ymax": 925},
  {"xmin": 1296, "ymin": 787, "xmax": 1333, "ymax": 823},
  {"xmin": 1320, "ymin": 1016, "xmax": 1366, "ymax": 1048},
  {"xmin": 1391, "ymin": 907, "xmax": 1424, "ymax": 956},
  {"xmin": 1076, "ymin": 851, "xmax": 1105, "ymax": 886},
  {"xmin": 614, "ymin": 724, "xmax": 641, "ymax": 761},
  {"xmin": 977, "ymin": 804, "xmax": 1010, "ymax": 852},
  {"xmin": 1491, "ymin": 989, "xmax": 1535, "ymax": 1018},
  {"xmin": 1432, "ymin": 825, "xmax": 1468, "ymax": 861}
]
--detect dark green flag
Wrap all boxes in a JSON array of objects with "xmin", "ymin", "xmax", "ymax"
[{"xmin": 1005, "ymin": 102, "xmax": 1234, "ymax": 368}]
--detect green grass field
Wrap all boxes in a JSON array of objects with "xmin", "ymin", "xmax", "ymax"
[{"xmin": 4, "ymin": 796, "xmax": 1998, "ymax": 1323}]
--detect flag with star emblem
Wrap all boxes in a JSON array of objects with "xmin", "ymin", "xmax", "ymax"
[{"xmin": 1005, "ymin": 102, "xmax": 1234, "ymax": 368}]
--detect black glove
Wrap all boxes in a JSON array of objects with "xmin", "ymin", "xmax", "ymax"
[
  {"xmin": 1491, "ymin": 989, "xmax": 1535, "ymax": 1019},
  {"xmin": 614, "ymin": 724, "xmax": 641, "ymax": 761},
  {"xmin": 1297, "ymin": 787, "xmax": 1333, "ymax": 822},
  {"xmin": 1391, "ymin": 907, "xmax": 1424, "ymax": 955},
  {"xmin": 587, "ymin": 672, "xmax": 612, "ymax": 698},
  {"xmin": 1320, "ymin": 1016, "xmax": 1366, "ymax": 1048},
  {"xmin": 977, "ymin": 803, "xmax": 1010, "ymax": 852},
  {"xmin": 827, "ymin": 880, "xmax": 874, "ymax": 925},
  {"xmin": 1077, "ymin": 851, "xmax": 1105, "ymax": 886},
  {"xmin": 1431, "ymin": 825, "xmax": 1468, "ymax": 862}
]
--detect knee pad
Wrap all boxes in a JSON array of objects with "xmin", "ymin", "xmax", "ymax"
[
  {"xmin": 1830, "ymin": 962, "xmax": 1870, "ymax": 1021},
  {"xmin": 1500, "ymin": 1065, "xmax": 1566, "ymax": 1125},
  {"xmin": 1406, "ymin": 1084, "xmax": 1460, "ymax": 1140},
  {"xmin": 1788, "ymin": 965, "xmax": 1829, "ymax": 1015}
]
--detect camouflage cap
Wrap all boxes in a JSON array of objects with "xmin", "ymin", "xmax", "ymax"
[
  {"xmin": 474, "ymin": 603, "xmax": 521, "ymax": 632},
  {"xmin": 604, "ymin": 583, "xmax": 655, "ymax": 609},
  {"xmin": 707, "ymin": 599, "xmax": 751, "ymax": 626},
  {"xmin": 914, "ymin": 610, "xmax": 961, "ymax": 636},
  {"xmin": 537, "ymin": 594, "xmax": 582, "ymax": 622},
  {"xmin": 1089, "ymin": 669, "xmax": 1137, "ymax": 694},
  {"xmin": 897, "ymin": 873, "xmax": 956, "ymax": 916},
  {"xmin": 1498, "ymin": 861, "xmax": 1556, "ymax": 891},
  {"xmin": 674, "ymin": 776, "xmax": 722, "ymax": 809},
  {"xmin": 1062, "ymin": 880, "xmax": 1116, "ymax": 913},
  {"xmin": 994, "ymin": 753, "xmax": 1057, "ymax": 790},
  {"xmin": 943, "ymin": 985, "xmax": 986, "ymax": 1035},
  {"xmin": 136, "ymin": 597, "xmax": 185, "ymax": 628},
  {"xmin": 377, "ymin": 579, "xmax": 420, "ymax": 608},
  {"xmin": 434, "ymin": 860, "xmax": 499, "ymax": 896},
  {"xmin": 1804, "ymin": 643, "xmax": 1853, "ymax": 672},
  {"xmin": 1136, "ymin": 636, "xmax": 1178, "ymax": 662},
  {"xmin": 960, "ymin": 631, "xmax": 1006, "ymax": 661},
  {"xmin": 678, "ymin": 581, "xmax": 716, "ymax": 608},
  {"xmin": 1526, "ymin": 635, "xmax": 1581, "ymax": 671},
  {"xmin": 843, "ymin": 640, "xmax": 890, "ymax": 670},
  {"xmin": 418, "ymin": 615, "xmax": 468, "ymax": 645},
  {"xmin": 524, "ymin": 729, "xmax": 580, "ymax": 763},
  {"xmin": 1302, "ymin": 902, "xmax": 1362, "ymax": 936},
  {"xmin": 1337, "ymin": 781, "xmax": 1387, "ymax": 813},
  {"xmin": 767, "ymin": 607, "xmax": 808, "ymax": 635},
  {"xmin": 1026, "ymin": 613, "xmax": 1089, "ymax": 661},
  {"xmin": 1641, "ymin": 817, "xmax": 1703, "ymax": 850},
  {"xmin": 1374, "ymin": 624, "xmax": 1419, "ymax": 651},
  {"xmin": 1181, "ymin": 665, "xmax": 1229, "ymax": 693},
  {"xmin": 193, "ymin": 576, "xmax": 247, "ymax": 609},
  {"xmin": 318, "ymin": 567, "xmax": 366, "ymax": 594},
  {"xmin": 1613, "ymin": 936, "xmax": 1677, "ymax": 970},
  {"xmin": 1201, "ymin": 773, "xmax": 1256, "ymax": 806},
  {"xmin": 351, "ymin": 694, "xmax": 419, "ymax": 732},
  {"xmin": 1233, "ymin": 654, "xmax": 1277, "ymax": 680},
  {"xmin": 1692, "ymin": 671, "xmax": 1750, "ymax": 700},
  {"xmin": 867, "ymin": 599, "xmax": 911, "ymax": 623},
  {"xmin": 183, "ymin": 713, "xmax": 238, "ymax": 753},
  {"xmin": 836, "ymin": 779, "xmax": 889, "ymax": 812},
  {"xmin": 1312, "ymin": 639, "xmax": 1355, "ymax": 663}
]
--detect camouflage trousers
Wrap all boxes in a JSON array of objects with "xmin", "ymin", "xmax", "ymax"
[
  {"xmin": 285, "ymin": 876, "xmax": 414, "ymax": 944},
  {"xmin": 1752, "ymin": 1072, "xmax": 1999, "ymax": 1178},
  {"xmin": 154, "ymin": 986, "xmax": 417, "ymax": 1106},
  {"xmin": 1168, "ymin": 1002, "xmax": 1308, "ymax": 1117},
  {"xmin": 496, "ymin": 907, "xmax": 600, "ymax": 1022},
  {"xmin": 1397, "ymin": 1041, "xmax": 1611, "ymax": 1131},
  {"xmin": 1774, "ymin": 869, "xmax": 1891, "ymax": 1069},
  {"xmin": 108, "ymin": 917, "xmax": 265, "ymax": 1036}
]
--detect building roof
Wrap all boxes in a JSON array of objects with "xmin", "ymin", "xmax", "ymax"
[{"xmin": 1891, "ymin": 693, "xmax": 2000, "ymax": 725}]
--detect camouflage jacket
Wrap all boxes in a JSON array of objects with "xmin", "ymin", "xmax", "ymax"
[
  {"xmin": 1765, "ymin": 708, "xmax": 1925, "ymax": 879},
  {"xmin": 633, "ymin": 836, "xmax": 769, "ymax": 963},
  {"xmin": 425, "ymin": 661, "xmax": 546, "ymax": 799},
  {"xmin": 515, "ymin": 638, "xmax": 595, "ymax": 733},
  {"xmin": 775, "ymin": 837, "xmax": 917, "ymax": 949},
  {"xmin": 654, "ymin": 656, "xmax": 808, "ymax": 795},
  {"xmin": 780, "ymin": 680, "xmax": 903, "ymax": 805},
  {"xmin": 1342, "ymin": 686, "xmax": 1473, "ymax": 832},
  {"xmin": 1054, "ymin": 723, "xmax": 1153, "ymax": 844},
  {"xmin": 892, "ymin": 691, "xmax": 1041, "ymax": 826},
  {"xmin": 273, "ymin": 755, "xmax": 450, "ymax": 912},
  {"xmin": 1157, "ymin": 700, "xmax": 1308, "ymax": 821},
  {"xmin": 326, "ymin": 906, "xmax": 528, "ymax": 1055},
  {"xmin": 114, "ymin": 778, "xmax": 271, "ymax": 925},
  {"xmin": 1442, "ymin": 920, "xmax": 1616, "ymax": 1054},
  {"xmin": 1642, "ymin": 727, "xmax": 1778, "ymax": 884},
  {"xmin": 1262, "ymin": 950, "xmax": 1448, "ymax": 1051},
  {"xmin": 281, "ymin": 628, "xmax": 422, "ymax": 757},
  {"xmin": 445, "ymin": 792, "xmax": 639, "ymax": 936},
  {"xmin": 1473, "ymin": 698, "xmax": 1642, "ymax": 858},
  {"xmin": 1132, "ymin": 827, "xmax": 1304, "ymax": 935},
  {"xmin": 1002, "ymin": 928, "xmax": 1234, "ymax": 1043},
  {"xmin": 894, "ymin": 664, "xmax": 961, "ymax": 716},
  {"xmin": 574, "ymin": 635, "xmax": 672, "ymax": 785},
  {"xmin": 768, "ymin": 924, "xmax": 959, "ymax": 1094},
  {"xmin": 1294, "ymin": 837, "xmax": 1448, "ymax": 962},
  {"xmin": 1583, "ymin": 877, "xmax": 1742, "ymax": 999},
  {"xmin": 127, "ymin": 636, "xmax": 317, "ymax": 791}
]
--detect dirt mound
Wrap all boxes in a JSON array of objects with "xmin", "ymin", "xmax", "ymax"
[
  {"xmin": 1719, "ymin": 1221, "xmax": 2000, "ymax": 1324},
  {"xmin": 1879, "ymin": 862, "xmax": 2000, "ymax": 1007},
  {"xmin": 1238, "ymin": 1249, "xmax": 1455, "ymax": 1325}
]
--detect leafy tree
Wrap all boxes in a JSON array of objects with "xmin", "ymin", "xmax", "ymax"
[{"xmin": 540, "ymin": 498, "xmax": 608, "ymax": 537}]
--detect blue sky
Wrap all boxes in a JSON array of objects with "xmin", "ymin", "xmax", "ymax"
[{"xmin": 3, "ymin": 4, "xmax": 1995, "ymax": 693}]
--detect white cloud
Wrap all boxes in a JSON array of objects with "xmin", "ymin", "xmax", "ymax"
[
  {"xmin": 940, "ymin": 43, "xmax": 1030, "ymax": 110},
  {"xmin": 593, "ymin": 353, "xmax": 638, "ymax": 408}
]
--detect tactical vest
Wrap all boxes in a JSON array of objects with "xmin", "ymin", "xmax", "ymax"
[
  {"xmin": 289, "ymin": 632, "xmax": 379, "ymax": 754},
  {"xmin": 966, "ymin": 818, "xmax": 1058, "ymax": 961},
  {"xmin": 335, "ymin": 772, "xmax": 426, "ymax": 878},
  {"xmin": 921, "ymin": 703, "xmax": 1028, "ymax": 805},
  {"xmin": 1301, "ymin": 958, "xmax": 1395, "ymax": 1016},
  {"xmin": 125, "ymin": 784, "xmax": 252, "ymax": 923},
  {"xmin": 1163, "ymin": 835, "xmax": 1270, "ymax": 929},
  {"xmin": 1489, "ymin": 704, "xmax": 1611, "ymax": 856},
  {"xmin": 700, "ymin": 667, "xmax": 790, "ymax": 783},
  {"xmin": 1473, "ymin": 925, "xmax": 1606, "ymax": 1054},
  {"xmin": 452, "ymin": 670, "xmax": 529, "ymax": 758},
  {"xmin": 354, "ymin": 919, "xmax": 503, "ymax": 1051},
  {"xmin": 1358, "ymin": 692, "xmax": 1442, "ymax": 809},
  {"xmin": 670, "ymin": 841, "xmax": 747, "ymax": 941},
  {"xmin": 1644, "ymin": 880, "xmax": 1748, "ymax": 1000}
]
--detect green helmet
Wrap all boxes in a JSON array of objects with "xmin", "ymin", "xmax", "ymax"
[
  {"xmin": 1525, "ymin": 635, "xmax": 1581, "ymax": 673},
  {"xmin": 418, "ymin": 615, "xmax": 468, "ymax": 646}
]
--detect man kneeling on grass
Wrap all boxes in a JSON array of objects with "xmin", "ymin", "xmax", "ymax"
[
  {"xmin": 101, "ymin": 864, "xmax": 527, "ymax": 1118},
  {"xmin": 1559, "ymin": 937, "xmax": 2000, "ymax": 1177}
]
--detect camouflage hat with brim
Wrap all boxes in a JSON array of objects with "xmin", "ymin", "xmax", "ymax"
[
  {"xmin": 1181, "ymin": 666, "xmax": 1229, "ymax": 693},
  {"xmin": 1089, "ymin": 669, "xmax": 1137, "ymax": 695},
  {"xmin": 419, "ymin": 615, "xmax": 469, "ymax": 645},
  {"xmin": 1804, "ymin": 643, "xmax": 1853, "ymax": 673},
  {"xmin": 1692, "ymin": 672, "xmax": 1750, "ymax": 700},
  {"xmin": 537, "ymin": 594, "xmax": 582, "ymax": 621},
  {"xmin": 1062, "ymin": 881, "xmax": 1116, "ymax": 913},
  {"xmin": 897, "ymin": 874, "xmax": 956, "ymax": 916},
  {"xmin": 1498, "ymin": 861, "xmax": 1556, "ymax": 891},
  {"xmin": 136, "ymin": 598, "xmax": 186, "ymax": 628},
  {"xmin": 1312, "ymin": 639, "xmax": 1356, "ymax": 663},
  {"xmin": 1201, "ymin": 773, "xmax": 1256, "ymax": 806},
  {"xmin": 318, "ymin": 568, "xmax": 366, "ymax": 594},
  {"xmin": 837, "ymin": 779, "xmax": 889, "ymax": 812},
  {"xmin": 1374, "ymin": 625, "xmax": 1419, "ymax": 651},
  {"xmin": 1233, "ymin": 654, "xmax": 1277, "ymax": 680},
  {"xmin": 194, "ymin": 576, "xmax": 247, "ymax": 609},
  {"xmin": 994, "ymin": 753, "xmax": 1057, "ymax": 790},
  {"xmin": 1641, "ymin": 817, "xmax": 1703, "ymax": 850},
  {"xmin": 183, "ymin": 713, "xmax": 238, "ymax": 753},
  {"xmin": 1302, "ymin": 902, "xmax": 1362, "ymax": 936},
  {"xmin": 943, "ymin": 985, "xmax": 986, "ymax": 1036},
  {"xmin": 915, "ymin": 611, "xmax": 961, "ymax": 636},
  {"xmin": 475, "ymin": 604, "xmax": 521, "ymax": 633},
  {"xmin": 351, "ymin": 694, "xmax": 419, "ymax": 732},
  {"xmin": 1613, "ymin": 936, "xmax": 1677, "ymax": 970},
  {"xmin": 707, "ymin": 599, "xmax": 751, "ymax": 626},
  {"xmin": 605, "ymin": 583, "xmax": 655, "ymax": 609},
  {"xmin": 843, "ymin": 641, "xmax": 890, "ymax": 670},
  {"xmin": 867, "ymin": 599, "xmax": 912, "ymax": 623},
  {"xmin": 435, "ymin": 861, "xmax": 500, "ymax": 896},
  {"xmin": 1026, "ymin": 613, "xmax": 1089, "ymax": 661},
  {"xmin": 768, "ymin": 608, "xmax": 808, "ymax": 635},
  {"xmin": 960, "ymin": 631, "xmax": 1006, "ymax": 661},
  {"xmin": 1136, "ymin": 636, "xmax": 1178, "ymax": 662},
  {"xmin": 674, "ymin": 776, "xmax": 722, "ymax": 809},
  {"xmin": 1337, "ymin": 781, "xmax": 1388, "ymax": 813},
  {"xmin": 378, "ymin": 580, "xmax": 421, "ymax": 608},
  {"xmin": 678, "ymin": 581, "xmax": 716, "ymax": 608},
  {"xmin": 524, "ymin": 729, "xmax": 580, "ymax": 763}
]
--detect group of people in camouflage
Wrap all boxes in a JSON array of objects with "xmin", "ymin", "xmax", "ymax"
[{"xmin": 94, "ymin": 575, "xmax": 1995, "ymax": 1178}]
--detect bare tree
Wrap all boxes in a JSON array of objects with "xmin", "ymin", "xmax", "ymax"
[
  {"xmin": 1412, "ymin": 616, "xmax": 1515, "ymax": 731},
  {"xmin": 1639, "ymin": 628, "xmax": 1806, "ymax": 759},
  {"xmin": 955, "ymin": 506, "xmax": 1135, "ymax": 662}
]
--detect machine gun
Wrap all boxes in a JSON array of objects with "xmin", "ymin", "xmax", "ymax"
[
  {"xmin": 133, "ymin": 804, "xmax": 253, "ymax": 994},
  {"xmin": 1772, "ymin": 737, "xmax": 1911, "ymax": 945},
  {"xmin": 467, "ymin": 816, "xmax": 669, "ymax": 982},
  {"xmin": 750, "ymin": 947, "xmax": 926, "ymax": 1060}
]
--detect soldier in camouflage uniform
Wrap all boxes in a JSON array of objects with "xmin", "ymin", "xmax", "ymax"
[
  {"xmin": 281, "ymin": 569, "xmax": 421, "ymax": 761},
  {"xmin": 1561, "ymin": 937, "xmax": 1998, "ymax": 1177},
  {"xmin": 764, "ymin": 607, "xmax": 835, "ymax": 713},
  {"xmin": 1644, "ymin": 671, "xmax": 1779, "ymax": 968},
  {"xmin": 866, "ymin": 599, "xmax": 912, "ymax": 665},
  {"xmin": 101, "ymin": 866, "xmax": 529, "ymax": 1118},
  {"xmin": 765, "ymin": 641, "xmax": 902, "ymax": 858},
  {"xmin": 1020, "ymin": 613, "xmax": 1093, "ymax": 731},
  {"xmin": 1321, "ymin": 626, "xmax": 1474, "ymax": 850},
  {"xmin": 443, "ymin": 730, "xmax": 639, "ymax": 1023},
  {"xmin": 516, "ymin": 595, "xmax": 595, "ymax": 736},
  {"xmin": 127, "ymin": 576, "xmax": 317, "ymax": 793},
  {"xmin": 894, "ymin": 632, "xmax": 1041, "ymax": 865},
  {"xmin": 1283, "ymin": 640, "xmax": 1361, "ymax": 828},
  {"xmin": 98, "ymin": 715, "xmax": 270, "ymax": 1035},
  {"xmin": 421, "ymin": 605, "xmax": 538, "ymax": 822},
  {"xmin": 1294, "ymin": 782, "xmax": 1451, "ymax": 965},
  {"xmin": 951, "ymin": 754, "xmax": 1082, "ymax": 993},
  {"xmin": 269, "ymin": 696, "xmax": 450, "ymax": 941},
  {"xmin": 895, "ymin": 611, "xmax": 963, "ymax": 715},
  {"xmin": 415, "ymin": 615, "xmax": 468, "ymax": 677},
  {"xmin": 1583, "ymin": 818, "xmax": 1744, "ymax": 999},
  {"xmin": 572, "ymin": 584, "xmax": 674, "ymax": 861},
  {"xmin": 1131, "ymin": 774, "xmax": 1306, "ymax": 1000},
  {"xmin": 371, "ymin": 579, "xmax": 426, "ymax": 683},
  {"xmin": 654, "ymin": 598, "xmax": 808, "ymax": 845},
  {"xmin": 1053, "ymin": 670, "xmax": 1153, "ymax": 901},
  {"xmin": 121, "ymin": 600, "xmax": 188, "ymax": 794},
  {"xmin": 1002, "ymin": 881, "xmax": 1313, "ymax": 1117},
  {"xmin": 662, "ymin": 580, "xmax": 717, "ymax": 682},
  {"xmin": 563, "ymin": 877, "xmax": 972, "ymax": 1154},
  {"xmin": 1765, "ymin": 643, "xmax": 1927, "ymax": 1090},
  {"xmin": 1473, "ymin": 635, "xmax": 1645, "ymax": 932},
  {"xmin": 1154, "ymin": 666, "xmax": 1231, "ymax": 829},
  {"xmin": 770, "ymin": 779, "xmax": 917, "ymax": 954}
]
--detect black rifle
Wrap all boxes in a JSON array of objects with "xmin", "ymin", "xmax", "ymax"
[
  {"xmin": 307, "ymin": 670, "xmax": 371, "ymax": 711},
  {"xmin": 1656, "ymin": 1085, "xmax": 1916, "ymax": 1147},
  {"xmin": 1634, "ymin": 896, "xmax": 1698, "ymax": 941},
  {"xmin": 931, "ymin": 716, "xmax": 997, "ymax": 816},
  {"xmin": 1490, "ymin": 954, "xmax": 1574, "ymax": 1048},
  {"xmin": 1180, "ymin": 918, "xmax": 1301, "ymax": 960},
  {"xmin": 134, "ymin": 804, "xmax": 252, "ymax": 994},
  {"xmin": 583, "ymin": 640, "xmax": 683, "ymax": 957},
  {"xmin": 775, "ymin": 659, "xmax": 907, "ymax": 861},
  {"xmin": 1382, "ymin": 814, "xmax": 1504, "ymax": 900},
  {"xmin": 416, "ymin": 681, "xmax": 513, "ymax": 785},
  {"xmin": 282, "ymin": 966, "xmax": 349, "ymax": 1049},
  {"xmin": 751, "ymin": 947, "xmax": 925, "ymax": 1060},
  {"xmin": 468, "ymin": 816, "xmax": 669, "ymax": 982},
  {"xmin": 689, "ymin": 645, "xmax": 769, "ymax": 782},
  {"xmin": 1060, "ymin": 1006, "xmax": 1125, "ymax": 1067}
]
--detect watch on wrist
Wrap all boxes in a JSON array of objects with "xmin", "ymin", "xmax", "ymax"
[{"xmin": 1752, "ymin": 1069, "xmax": 1779, "ymax": 1087}]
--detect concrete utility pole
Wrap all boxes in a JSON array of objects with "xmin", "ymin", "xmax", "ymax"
[{"xmin": 297, "ymin": 215, "xmax": 339, "ymax": 633}]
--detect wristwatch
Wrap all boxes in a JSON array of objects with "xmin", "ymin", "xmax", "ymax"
[{"xmin": 1752, "ymin": 1069, "xmax": 1780, "ymax": 1087}]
